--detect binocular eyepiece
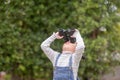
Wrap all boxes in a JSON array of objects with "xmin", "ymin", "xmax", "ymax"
[{"xmin": 58, "ymin": 29, "xmax": 76, "ymax": 43}]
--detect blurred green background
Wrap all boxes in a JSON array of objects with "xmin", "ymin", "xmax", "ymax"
[{"xmin": 0, "ymin": 0, "xmax": 120, "ymax": 80}]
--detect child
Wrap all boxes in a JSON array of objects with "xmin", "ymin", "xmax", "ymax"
[{"xmin": 41, "ymin": 29, "xmax": 85, "ymax": 80}]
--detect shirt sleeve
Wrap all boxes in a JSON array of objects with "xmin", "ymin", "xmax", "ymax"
[
  {"xmin": 73, "ymin": 30, "xmax": 85, "ymax": 64},
  {"xmin": 40, "ymin": 32, "xmax": 59, "ymax": 63}
]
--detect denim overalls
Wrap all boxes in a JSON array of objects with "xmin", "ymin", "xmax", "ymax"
[{"xmin": 53, "ymin": 54, "xmax": 80, "ymax": 80}]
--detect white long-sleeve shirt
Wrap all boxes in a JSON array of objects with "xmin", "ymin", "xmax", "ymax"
[{"xmin": 41, "ymin": 30, "xmax": 85, "ymax": 80}]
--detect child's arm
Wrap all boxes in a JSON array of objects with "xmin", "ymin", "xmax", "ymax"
[
  {"xmin": 41, "ymin": 32, "xmax": 59, "ymax": 63},
  {"xmin": 73, "ymin": 29, "xmax": 85, "ymax": 61}
]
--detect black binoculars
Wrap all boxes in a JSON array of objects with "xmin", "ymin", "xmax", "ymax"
[{"xmin": 58, "ymin": 29, "xmax": 76, "ymax": 43}]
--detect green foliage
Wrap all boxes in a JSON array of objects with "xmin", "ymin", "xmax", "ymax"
[{"xmin": 0, "ymin": 0, "xmax": 120, "ymax": 80}]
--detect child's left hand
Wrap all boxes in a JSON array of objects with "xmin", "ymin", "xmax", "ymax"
[{"xmin": 55, "ymin": 32, "xmax": 63, "ymax": 39}]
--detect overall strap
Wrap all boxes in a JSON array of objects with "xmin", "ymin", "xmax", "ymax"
[
  {"xmin": 69, "ymin": 55, "xmax": 72, "ymax": 67},
  {"xmin": 55, "ymin": 53, "xmax": 61, "ymax": 66}
]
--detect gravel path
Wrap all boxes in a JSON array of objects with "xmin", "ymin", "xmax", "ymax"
[{"xmin": 101, "ymin": 66, "xmax": 120, "ymax": 80}]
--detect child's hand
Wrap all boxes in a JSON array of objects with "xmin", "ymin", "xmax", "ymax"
[
  {"xmin": 71, "ymin": 29, "xmax": 79, "ymax": 37},
  {"xmin": 55, "ymin": 32, "xmax": 63, "ymax": 39}
]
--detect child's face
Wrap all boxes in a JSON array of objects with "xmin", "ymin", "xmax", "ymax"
[{"xmin": 62, "ymin": 41, "xmax": 77, "ymax": 53}]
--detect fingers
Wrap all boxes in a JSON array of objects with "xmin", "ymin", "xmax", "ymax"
[{"xmin": 55, "ymin": 32, "xmax": 63, "ymax": 39}]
